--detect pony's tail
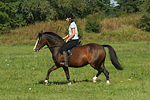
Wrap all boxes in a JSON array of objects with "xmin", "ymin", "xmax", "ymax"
[{"xmin": 102, "ymin": 45, "xmax": 123, "ymax": 70}]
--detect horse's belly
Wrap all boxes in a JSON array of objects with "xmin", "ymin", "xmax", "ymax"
[
  {"xmin": 69, "ymin": 53, "xmax": 88, "ymax": 67},
  {"xmin": 69, "ymin": 62, "xmax": 88, "ymax": 68}
]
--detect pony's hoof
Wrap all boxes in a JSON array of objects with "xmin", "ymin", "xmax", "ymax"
[
  {"xmin": 44, "ymin": 80, "xmax": 48, "ymax": 85},
  {"xmin": 93, "ymin": 80, "xmax": 97, "ymax": 83},
  {"xmin": 68, "ymin": 82, "xmax": 71, "ymax": 85},
  {"xmin": 44, "ymin": 82, "xmax": 48, "ymax": 85},
  {"xmin": 93, "ymin": 76, "xmax": 97, "ymax": 83},
  {"xmin": 106, "ymin": 80, "xmax": 110, "ymax": 84}
]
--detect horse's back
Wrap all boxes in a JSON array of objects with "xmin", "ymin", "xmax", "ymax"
[
  {"xmin": 69, "ymin": 43, "xmax": 106, "ymax": 67},
  {"xmin": 83, "ymin": 43, "xmax": 106, "ymax": 61},
  {"xmin": 79, "ymin": 43, "xmax": 105, "ymax": 52}
]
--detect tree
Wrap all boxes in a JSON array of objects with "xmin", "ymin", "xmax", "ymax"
[
  {"xmin": 85, "ymin": 13, "xmax": 103, "ymax": 33},
  {"xmin": 86, "ymin": 0, "xmax": 110, "ymax": 14},
  {"xmin": 0, "ymin": 1, "xmax": 20, "ymax": 34},
  {"xmin": 0, "ymin": 0, "xmax": 113, "ymax": 34},
  {"xmin": 20, "ymin": 0, "xmax": 58, "ymax": 24},
  {"xmin": 137, "ymin": 0, "xmax": 150, "ymax": 31},
  {"xmin": 48, "ymin": 0, "xmax": 88, "ymax": 19},
  {"xmin": 115, "ymin": 0, "xmax": 140, "ymax": 16}
]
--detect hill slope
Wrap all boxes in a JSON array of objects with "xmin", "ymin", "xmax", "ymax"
[{"xmin": 0, "ymin": 13, "xmax": 150, "ymax": 45}]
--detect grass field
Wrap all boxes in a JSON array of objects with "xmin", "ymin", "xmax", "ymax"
[{"xmin": 0, "ymin": 41, "xmax": 149, "ymax": 100}]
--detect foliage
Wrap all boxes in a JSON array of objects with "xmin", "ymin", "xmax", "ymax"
[
  {"xmin": 85, "ymin": 13, "xmax": 104, "ymax": 33},
  {"xmin": 138, "ymin": 0, "xmax": 150, "ymax": 12},
  {"xmin": 138, "ymin": 12, "xmax": 150, "ymax": 31},
  {"xmin": 48, "ymin": 0, "xmax": 88, "ymax": 19},
  {"xmin": 86, "ymin": 0, "xmax": 110, "ymax": 14},
  {"xmin": 48, "ymin": 0, "xmax": 110, "ymax": 19},
  {"xmin": 20, "ymin": 0, "xmax": 58, "ymax": 24},
  {"xmin": 137, "ymin": 0, "xmax": 150, "ymax": 31},
  {"xmin": 1, "ymin": 0, "xmax": 150, "ymax": 34},
  {"xmin": 1, "ymin": 13, "xmax": 150, "ymax": 45},
  {"xmin": 0, "ymin": 0, "xmax": 58, "ymax": 34},
  {"xmin": 0, "ymin": 1, "xmax": 20, "ymax": 33},
  {"xmin": 1, "ymin": 0, "xmax": 110, "ymax": 34},
  {"xmin": 107, "ymin": 8, "xmax": 117, "ymax": 17},
  {"xmin": 115, "ymin": 0, "xmax": 140, "ymax": 16}
]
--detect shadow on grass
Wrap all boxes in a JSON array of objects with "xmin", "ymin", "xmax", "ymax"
[{"xmin": 36, "ymin": 79, "xmax": 102, "ymax": 85}]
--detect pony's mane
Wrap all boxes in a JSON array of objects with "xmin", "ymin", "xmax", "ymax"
[{"xmin": 43, "ymin": 32, "xmax": 64, "ymax": 42}]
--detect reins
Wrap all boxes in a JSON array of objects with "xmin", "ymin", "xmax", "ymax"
[
  {"xmin": 43, "ymin": 44, "xmax": 63, "ymax": 49},
  {"xmin": 43, "ymin": 38, "xmax": 65, "ymax": 49}
]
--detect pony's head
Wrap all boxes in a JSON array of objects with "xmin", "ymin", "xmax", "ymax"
[{"xmin": 33, "ymin": 30, "xmax": 46, "ymax": 52}]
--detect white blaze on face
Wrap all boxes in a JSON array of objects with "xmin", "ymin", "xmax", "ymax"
[{"xmin": 33, "ymin": 38, "xmax": 39, "ymax": 51}]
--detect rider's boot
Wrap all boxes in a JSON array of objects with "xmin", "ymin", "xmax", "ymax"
[{"xmin": 63, "ymin": 51, "xmax": 69, "ymax": 67}]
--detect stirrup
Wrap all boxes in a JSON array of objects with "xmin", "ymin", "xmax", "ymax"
[
  {"xmin": 65, "ymin": 61, "xmax": 68, "ymax": 67},
  {"xmin": 60, "ymin": 62, "xmax": 65, "ymax": 65},
  {"xmin": 60, "ymin": 62, "xmax": 68, "ymax": 67}
]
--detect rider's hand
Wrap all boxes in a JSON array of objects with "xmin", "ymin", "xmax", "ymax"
[{"xmin": 66, "ymin": 39, "xmax": 69, "ymax": 43}]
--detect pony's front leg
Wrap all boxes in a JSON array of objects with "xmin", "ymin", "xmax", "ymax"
[
  {"xmin": 45, "ymin": 65, "xmax": 59, "ymax": 85},
  {"xmin": 62, "ymin": 66, "xmax": 71, "ymax": 85}
]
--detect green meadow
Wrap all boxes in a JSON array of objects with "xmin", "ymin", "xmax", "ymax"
[
  {"xmin": 0, "ymin": 13, "xmax": 150, "ymax": 100},
  {"xmin": 0, "ymin": 42, "xmax": 149, "ymax": 100}
]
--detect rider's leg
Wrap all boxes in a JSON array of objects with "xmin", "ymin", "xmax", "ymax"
[{"xmin": 62, "ymin": 40, "xmax": 78, "ymax": 67}]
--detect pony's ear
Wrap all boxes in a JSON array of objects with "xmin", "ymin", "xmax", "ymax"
[
  {"xmin": 38, "ymin": 30, "xmax": 43, "ymax": 37},
  {"xmin": 40, "ymin": 30, "xmax": 43, "ymax": 34}
]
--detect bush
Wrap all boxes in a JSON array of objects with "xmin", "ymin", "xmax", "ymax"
[
  {"xmin": 137, "ymin": 12, "xmax": 150, "ymax": 31},
  {"xmin": 0, "ymin": 24, "xmax": 11, "ymax": 34},
  {"xmin": 20, "ymin": 0, "xmax": 58, "ymax": 24},
  {"xmin": 137, "ymin": 2, "xmax": 150, "ymax": 31},
  {"xmin": 85, "ymin": 13, "xmax": 103, "ymax": 33}
]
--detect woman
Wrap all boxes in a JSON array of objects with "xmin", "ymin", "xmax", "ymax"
[{"xmin": 62, "ymin": 12, "xmax": 79, "ymax": 67}]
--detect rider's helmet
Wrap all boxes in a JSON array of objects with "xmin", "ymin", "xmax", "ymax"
[{"xmin": 66, "ymin": 12, "xmax": 73, "ymax": 19}]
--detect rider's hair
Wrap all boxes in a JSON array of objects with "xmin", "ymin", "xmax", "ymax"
[{"xmin": 66, "ymin": 12, "xmax": 73, "ymax": 19}]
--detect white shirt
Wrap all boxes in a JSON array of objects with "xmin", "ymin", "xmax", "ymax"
[{"xmin": 69, "ymin": 21, "xmax": 79, "ymax": 40}]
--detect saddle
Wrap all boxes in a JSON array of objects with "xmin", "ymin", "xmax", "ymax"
[{"xmin": 60, "ymin": 41, "xmax": 82, "ymax": 57}]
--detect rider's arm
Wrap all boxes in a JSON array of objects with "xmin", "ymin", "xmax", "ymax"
[
  {"xmin": 66, "ymin": 28, "xmax": 75, "ymax": 43},
  {"xmin": 63, "ymin": 34, "xmax": 69, "ymax": 40}
]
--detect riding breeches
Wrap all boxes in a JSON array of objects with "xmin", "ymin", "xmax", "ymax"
[{"xmin": 62, "ymin": 39, "xmax": 78, "ymax": 51}]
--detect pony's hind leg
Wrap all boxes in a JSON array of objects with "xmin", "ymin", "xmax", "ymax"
[
  {"xmin": 93, "ymin": 67, "xmax": 110, "ymax": 84},
  {"xmin": 103, "ymin": 67, "xmax": 110, "ymax": 84},
  {"xmin": 92, "ymin": 61, "xmax": 110, "ymax": 84},
  {"xmin": 93, "ymin": 70, "xmax": 103, "ymax": 83},
  {"xmin": 92, "ymin": 58, "xmax": 105, "ymax": 83}
]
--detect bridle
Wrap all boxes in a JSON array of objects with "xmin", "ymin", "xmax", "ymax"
[
  {"xmin": 44, "ymin": 44, "xmax": 63, "ymax": 49},
  {"xmin": 37, "ymin": 34, "xmax": 45, "ymax": 49}
]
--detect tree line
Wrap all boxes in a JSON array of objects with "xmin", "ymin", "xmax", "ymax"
[{"xmin": 0, "ymin": 0, "xmax": 150, "ymax": 34}]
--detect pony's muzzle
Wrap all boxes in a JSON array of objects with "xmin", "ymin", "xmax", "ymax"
[{"xmin": 33, "ymin": 48, "xmax": 39, "ymax": 52}]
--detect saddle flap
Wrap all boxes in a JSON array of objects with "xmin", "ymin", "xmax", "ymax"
[{"xmin": 67, "ymin": 48, "xmax": 74, "ymax": 57}]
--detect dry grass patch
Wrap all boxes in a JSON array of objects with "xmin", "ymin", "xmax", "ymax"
[{"xmin": 101, "ymin": 13, "xmax": 143, "ymax": 31}]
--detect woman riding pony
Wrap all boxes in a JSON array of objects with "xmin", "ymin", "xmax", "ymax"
[{"xmin": 62, "ymin": 12, "xmax": 79, "ymax": 67}]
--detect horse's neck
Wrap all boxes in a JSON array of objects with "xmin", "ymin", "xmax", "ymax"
[
  {"xmin": 46, "ymin": 40, "xmax": 62, "ymax": 55},
  {"xmin": 44, "ymin": 34, "xmax": 63, "ymax": 56}
]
